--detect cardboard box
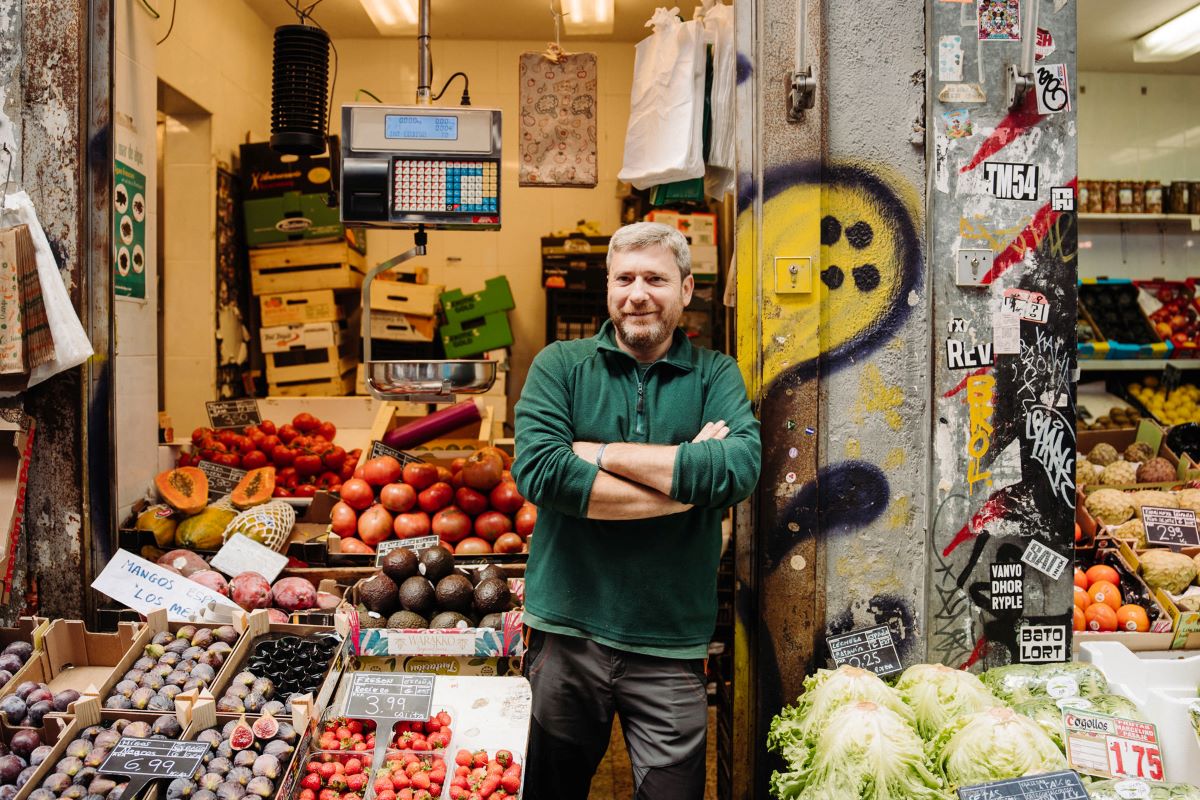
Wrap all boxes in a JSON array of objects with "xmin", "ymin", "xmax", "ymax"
[
  {"xmin": 440, "ymin": 277, "xmax": 515, "ymax": 325},
  {"xmin": 370, "ymin": 280, "xmax": 445, "ymax": 317},
  {"xmin": 337, "ymin": 600, "xmax": 524, "ymax": 657},
  {"xmin": 541, "ymin": 235, "xmax": 608, "ymax": 290},
  {"xmin": 259, "ymin": 289, "xmax": 345, "ymax": 328},
  {"xmin": 355, "ymin": 654, "xmax": 521, "ymax": 678},
  {"xmin": 250, "ymin": 242, "xmax": 367, "ymax": 295},
  {"xmin": 260, "ymin": 321, "xmax": 348, "ymax": 353},
  {"xmin": 690, "ymin": 244, "xmax": 720, "ymax": 282},
  {"xmin": 440, "ymin": 313, "xmax": 513, "ymax": 358},
  {"xmin": 647, "ymin": 210, "xmax": 717, "ymax": 245}
]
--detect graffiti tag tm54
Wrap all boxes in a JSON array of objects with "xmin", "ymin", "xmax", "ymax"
[{"xmin": 967, "ymin": 375, "xmax": 995, "ymax": 495}]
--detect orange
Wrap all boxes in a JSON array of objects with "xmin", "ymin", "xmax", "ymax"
[
  {"xmin": 1074, "ymin": 585, "xmax": 1092, "ymax": 610},
  {"xmin": 1088, "ymin": 580, "xmax": 1123, "ymax": 611},
  {"xmin": 1076, "ymin": 522, "xmax": 1083, "ymax": 543},
  {"xmin": 1073, "ymin": 606, "xmax": 1086, "ymax": 632},
  {"xmin": 1116, "ymin": 604, "xmax": 1150, "ymax": 633},
  {"xmin": 1074, "ymin": 568, "xmax": 1089, "ymax": 590},
  {"xmin": 1085, "ymin": 603, "xmax": 1118, "ymax": 632},
  {"xmin": 1085, "ymin": 564, "xmax": 1121, "ymax": 587}
]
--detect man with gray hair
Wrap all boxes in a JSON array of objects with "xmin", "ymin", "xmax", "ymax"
[{"xmin": 513, "ymin": 221, "xmax": 761, "ymax": 798}]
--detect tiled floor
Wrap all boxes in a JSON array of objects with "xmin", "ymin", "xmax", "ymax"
[{"xmin": 588, "ymin": 708, "xmax": 719, "ymax": 799}]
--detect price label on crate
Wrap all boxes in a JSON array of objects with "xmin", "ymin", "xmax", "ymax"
[
  {"xmin": 1064, "ymin": 709, "xmax": 1164, "ymax": 781},
  {"xmin": 957, "ymin": 770, "xmax": 1089, "ymax": 800},
  {"xmin": 205, "ymin": 399, "xmax": 261, "ymax": 429},
  {"xmin": 827, "ymin": 624, "xmax": 903, "ymax": 676},
  {"xmin": 1142, "ymin": 506, "xmax": 1200, "ymax": 547},
  {"xmin": 197, "ymin": 460, "xmax": 247, "ymax": 500},
  {"xmin": 368, "ymin": 440, "xmax": 426, "ymax": 466},
  {"xmin": 375, "ymin": 536, "xmax": 441, "ymax": 566},
  {"xmin": 100, "ymin": 738, "xmax": 212, "ymax": 797},
  {"xmin": 343, "ymin": 672, "xmax": 438, "ymax": 783}
]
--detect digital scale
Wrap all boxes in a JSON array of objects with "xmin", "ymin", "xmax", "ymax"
[
  {"xmin": 341, "ymin": 105, "xmax": 501, "ymax": 230},
  {"xmin": 340, "ymin": 104, "xmax": 503, "ymax": 400}
]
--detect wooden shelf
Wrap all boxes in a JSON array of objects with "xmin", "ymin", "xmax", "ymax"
[
  {"xmin": 1079, "ymin": 359, "xmax": 1200, "ymax": 371},
  {"xmin": 1078, "ymin": 212, "xmax": 1200, "ymax": 231}
]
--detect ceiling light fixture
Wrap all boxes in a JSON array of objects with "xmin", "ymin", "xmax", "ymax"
[
  {"xmin": 359, "ymin": 0, "xmax": 419, "ymax": 35},
  {"xmin": 1134, "ymin": 4, "xmax": 1200, "ymax": 62},
  {"xmin": 563, "ymin": 0, "xmax": 614, "ymax": 35}
]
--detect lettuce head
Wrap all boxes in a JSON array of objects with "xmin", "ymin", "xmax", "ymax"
[
  {"xmin": 981, "ymin": 662, "xmax": 1107, "ymax": 704},
  {"xmin": 1087, "ymin": 780, "xmax": 1200, "ymax": 800},
  {"xmin": 931, "ymin": 706, "xmax": 1068, "ymax": 789},
  {"xmin": 770, "ymin": 700, "xmax": 950, "ymax": 800},
  {"xmin": 896, "ymin": 663, "xmax": 1003, "ymax": 739}
]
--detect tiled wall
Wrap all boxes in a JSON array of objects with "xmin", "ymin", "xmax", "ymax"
[
  {"xmin": 328, "ymin": 38, "xmax": 634, "ymax": 411},
  {"xmin": 113, "ymin": 0, "xmax": 159, "ymax": 521},
  {"xmin": 1078, "ymin": 71, "xmax": 1200, "ymax": 280}
]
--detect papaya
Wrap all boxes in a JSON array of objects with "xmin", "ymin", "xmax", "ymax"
[
  {"xmin": 155, "ymin": 467, "xmax": 209, "ymax": 515},
  {"xmin": 135, "ymin": 504, "xmax": 178, "ymax": 548},
  {"xmin": 175, "ymin": 506, "xmax": 237, "ymax": 550},
  {"xmin": 231, "ymin": 467, "xmax": 275, "ymax": 510}
]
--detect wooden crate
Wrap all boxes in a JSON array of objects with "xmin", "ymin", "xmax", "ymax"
[
  {"xmin": 269, "ymin": 371, "xmax": 356, "ymax": 397},
  {"xmin": 369, "ymin": 280, "xmax": 444, "ymax": 316},
  {"xmin": 267, "ymin": 345, "xmax": 357, "ymax": 385},
  {"xmin": 259, "ymin": 289, "xmax": 347, "ymax": 327},
  {"xmin": 251, "ymin": 242, "xmax": 367, "ymax": 295}
]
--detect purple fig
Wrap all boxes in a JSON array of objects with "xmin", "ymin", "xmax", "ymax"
[
  {"xmin": 0, "ymin": 755, "xmax": 24, "ymax": 785},
  {"xmin": 0, "ymin": 655, "xmax": 21, "ymax": 674},
  {"xmin": 41, "ymin": 772, "xmax": 71, "ymax": 793},
  {"xmin": 13, "ymin": 681, "xmax": 38, "ymax": 699},
  {"xmin": 10, "ymin": 729, "xmax": 39, "ymax": 759},
  {"xmin": 53, "ymin": 688, "xmax": 81, "ymax": 711},
  {"xmin": 30, "ymin": 744, "xmax": 52, "ymax": 765},
  {"xmin": 0, "ymin": 785, "xmax": 17, "ymax": 800},
  {"xmin": 0, "ymin": 695, "xmax": 24, "ymax": 724}
]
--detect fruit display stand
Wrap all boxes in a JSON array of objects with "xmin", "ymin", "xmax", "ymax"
[{"xmin": 0, "ymin": 618, "xmax": 49, "ymax": 698}]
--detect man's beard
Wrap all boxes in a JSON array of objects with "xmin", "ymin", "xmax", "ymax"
[{"xmin": 612, "ymin": 308, "xmax": 678, "ymax": 351}]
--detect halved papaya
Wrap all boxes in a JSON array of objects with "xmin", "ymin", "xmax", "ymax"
[
  {"xmin": 231, "ymin": 467, "xmax": 275, "ymax": 510},
  {"xmin": 155, "ymin": 467, "xmax": 209, "ymax": 515}
]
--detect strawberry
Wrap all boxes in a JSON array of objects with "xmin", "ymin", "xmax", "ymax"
[
  {"xmin": 455, "ymin": 750, "xmax": 474, "ymax": 768},
  {"xmin": 429, "ymin": 768, "xmax": 446, "ymax": 785},
  {"xmin": 299, "ymin": 791, "xmax": 316, "ymax": 800},
  {"xmin": 319, "ymin": 763, "xmax": 337, "ymax": 781},
  {"xmin": 437, "ymin": 710, "xmax": 452, "ymax": 727},
  {"xmin": 413, "ymin": 791, "xmax": 434, "ymax": 800},
  {"xmin": 346, "ymin": 774, "xmax": 367, "ymax": 792},
  {"xmin": 391, "ymin": 772, "xmax": 411, "ymax": 790},
  {"xmin": 377, "ymin": 792, "xmax": 396, "ymax": 800},
  {"xmin": 397, "ymin": 790, "xmax": 414, "ymax": 800},
  {"xmin": 486, "ymin": 762, "xmax": 503, "ymax": 777},
  {"xmin": 448, "ymin": 789, "xmax": 468, "ymax": 800},
  {"xmin": 345, "ymin": 758, "xmax": 364, "ymax": 776},
  {"xmin": 318, "ymin": 790, "xmax": 339, "ymax": 800},
  {"xmin": 411, "ymin": 772, "xmax": 431, "ymax": 791},
  {"xmin": 451, "ymin": 775, "xmax": 470, "ymax": 790},
  {"xmin": 500, "ymin": 773, "xmax": 520, "ymax": 794},
  {"xmin": 494, "ymin": 751, "xmax": 513, "ymax": 769},
  {"xmin": 473, "ymin": 750, "xmax": 489, "ymax": 769},
  {"xmin": 479, "ymin": 775, "xmax": 500, "ymax": 797},
  {"xmin": 412, "ymin": 739, "xmax": 431, "ymax": 752},
  {"xmin": 302, "ymin": 775, "xmax": 323, "ymax": 792}
]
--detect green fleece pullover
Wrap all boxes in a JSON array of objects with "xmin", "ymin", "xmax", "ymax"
[{"xmin": 512, "ymin": 321, "xmax": 761, "ymax": 648}]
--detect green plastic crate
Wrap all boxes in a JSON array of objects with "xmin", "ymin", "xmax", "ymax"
[
  {"xmin": 439, "ymin": 313, "xmax": 513, "ymax": 358},
  {"xmin": 440, "ymin": 276, "xmax": 515, "ymax": 325}
]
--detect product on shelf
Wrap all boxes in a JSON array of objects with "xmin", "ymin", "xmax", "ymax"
[
  {"xmin": 448, "ymin": 749, "xmax": 521, "ymax": 800},
  {"xmin": 216, "ymin": 632, "xmax": 339, "ymax": 714},
  {"xmin": 0, "ymin": 682, "xmax": 79, "ymax": 728},
  {"xmin": 1079, "ymin": 405, "xmax": 1142, "ymax": 432},
  {"xmin": 103, "ymin": 625, "xmax": 237, "ymax": 711},
  {"xmin": 1129, "ymin": 378, "xmax": 1200, "ymax": 426},
  {"xmin": 180, "ymin": 715, "xmax": 300, "ymax": 800}
]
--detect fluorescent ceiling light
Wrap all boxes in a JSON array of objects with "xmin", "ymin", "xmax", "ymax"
[
  {"xmin": 1134, "ymin": 4, "xmax": 1200, "ymax": 62},
  {"xmin": 562, "ymin": 0, "xmax": 614, "ymax": 35},
  {"xmin": 359, "ymin": 0, "xmax": 419, "ymax": 35}
]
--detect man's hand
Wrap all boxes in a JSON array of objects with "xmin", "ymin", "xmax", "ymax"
[
  {"xmin": 572, "ymin": 440, "xmax": 601, "ymax": 464},
  {"xmin": 692, "ymin": 420, "xmax": 730, "ymax": 443}
]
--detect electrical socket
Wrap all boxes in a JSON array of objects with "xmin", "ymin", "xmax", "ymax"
[{"xmin": 956, "ymin": 249, "xmax": 993, "ymax": 286}]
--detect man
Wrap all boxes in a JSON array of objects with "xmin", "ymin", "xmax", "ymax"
[{"xmin": 512, "ymin": 221, "xmax": 761, "ymax": 799}]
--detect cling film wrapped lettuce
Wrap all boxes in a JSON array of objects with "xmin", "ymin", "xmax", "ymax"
[
  {"xmin": 1016, "ymin": 693, "xmax": 1144, "ymax": 750},
  {"xmin": 895, "ymin": 663, "xmax": 1002, "ymax": 739},
  {"xmin": 1087, "ymin": 780, "xmax": 1200, "ymax": 800},
  {"xmin": 769, "ymin": 700, "xmax": 950, "ymax": 800},
  {"xmin": 767, "ymin": 666, "xmax": 914, "ymax": 767},
  {"xmin": 930, "ymin": 706, "xmax": 1068, "ymax": 789},
  {"xmin": 980, "ymin": 662, "xmax": 1108, "ymax": 704}
]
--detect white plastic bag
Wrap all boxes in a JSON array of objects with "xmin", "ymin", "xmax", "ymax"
[
  {"xmin": 1, "ymin": 191, "xmax": 94, "ymax": 387},
  {"xmin": 702, "ymin": 2, "xmax": 736, "ymax": 199},
  {"xmin": 618, "ymin": 8, "xmax": 707, "ymax": 190}
]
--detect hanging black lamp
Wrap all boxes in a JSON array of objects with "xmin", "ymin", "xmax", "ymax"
[{"xmin": 270, "ymin": 24, "xmax": 330, "ymax": 156}]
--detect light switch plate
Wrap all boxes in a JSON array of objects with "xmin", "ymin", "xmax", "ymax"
[
  {"xmin": 956, "ymin": 249, "xmax": 993, "ymax": 286},
  {"xmin": 774, "ymin": 257, "xmax": 813, "ymax": 294}
]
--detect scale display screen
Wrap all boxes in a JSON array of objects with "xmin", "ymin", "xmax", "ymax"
[{"xmin": 384, "ymin": 115, "xmax": 459, "ymax": 141}]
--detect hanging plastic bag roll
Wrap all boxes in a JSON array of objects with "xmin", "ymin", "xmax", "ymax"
[
  {"xmin": 382, "ymin": 398, "xmax": 483, "ymax": 451},
  {"xmin": 1, "ymin": 191, "xmax": 93, "ymax": 388}
]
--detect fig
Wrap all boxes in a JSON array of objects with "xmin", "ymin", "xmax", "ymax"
[
  {"xmin": 164, "ymin": 639, "xmax": 189, "ymax": 655},
  {"xmin": 112, "ymin": 680, "xmax": 138, "ymax": 699},
  {"xmin": 0, "ymin": 755, "xmax": 24, "ymax": 784},
  {"xmin": 152, "ymin": 716, "xmax": 183, "ymax": 738},
  {"xmin": 214, "ymin": 626, "xmax": 239, "ymax": 645},
  {"xmin": 191, "ymin": 664, "xmax": 216, "ymax": 683},
  {"xmin": 130, "ymin": 687, "xmax": 156, "ymax": 710},
  {"xmin": 93, "ymin": 730, "xmax": 122, "ymax": 750},
  {"xmin": 0, "ymin": 695, "xmax": 24, "ymax": 724},
  {"xmin": 261, "ymin": 701, "xmax": 285, "ymax": 717},
  {"xmin": 144, "ymin": 643, "xmax": 166, "ymax": 659},
  {"xmin": 215, "ymin": 783, "xmax": 245, "ymax": 800},
  {"xmin": 0, "ymin": 671, "xmax": 12, "ymax": 688},
  {"xmin": 143, "ymin": 672, "xmax": 166, "ymax": 690},
  {"xmin": 191, "ymin": 628, "xmax": 215, "ymax": 648},
  {"xmin": 41, "ymin": 773, "xmax": 72, "ymax": 793},
  {"xmin": 194, "ymin": 791, "xmax": 216, "ymax": 800},
  {"xmin": 250, "ymin": 715, "xmax": 278, "ymax": 740},
  {"xmin": 175, "ymin": 625, "xmax": 198, "ymax": 641},
  {"xmin": 208, "ymin": 757, "xmax": 232, "ymax": 776},
  {"xmin": 273, "ymin": 721, "xmax": 298, "ymax": 745},
  {"xmin": 246, "ymin": 777, "xmax": 274, "ymax": 798},
  {"xmin": 183, "ymin": 678, "xmax": 205, "ymax": 692},
  {"xmin": 123, "ymin": 721, "xmax": 152, "ymax": 739},
  {"xmin": 85, "ymin": 747, "xmax": 110, "ymax": 767},
  {"xmin": 232, "ymin": 671, "xmax": 255, "ymax": 687},
  {"xmin": 167, "ymin": 670, "xmax": 190, "ymax": 687},
  {"xmin": 147, "ymin": 695, "xmax": 173, "ymax": 711},
  {"xmin": 66, "ymin": 740, "xmax": 90, "ymax": 759},
  {"xmin": 262, "ymin": 739, "xmax": 292, "ymax": 758},
  {"xmin": 14, "ymin": 772, "xmax": 33, "ymax": 792},
  {"xmin": 0, "ymin": 655, "xmax": 21, "ymax": 674},
  {"xmin": 216, "ymin": 741, "xmax": 233, "ymax": 761},
  {"xmin": 88, "ymin": 778, "xmax": 117, "ymax": 796},
  {"xmin": 13, "ymin": 681, "xmax": 38, "ymax": 699},
  {"xmin": 61, "ymin": 787, "xmax": 85, "ymax": 800},
  {"xmin": 197, "ymin": 730, "xmax": 223, "ymax": 748},
  {"xmin": 250, "ymin": 677, "xmax": 274, "ymax": 697},
  {"xmin": 182, "ymin": 646, "xmax": 205, "ymax": 662},
  {"xmin": 229, "ymin": 721, "xmax": 255, "ymax": 751},
  {"xmin": 53, "ymin": 688, "xmax": 81, "ymax": 711},
  {"xmin": 160, "ymin": 684, "xmax": 183, "ymax": 700},
  {"xmin": 29, "ymin": 789, "xmax": 56, "ymax": 800},
  {"xmin": 250, "ymin": 754, "xmax": 279, "ymax": 781},
  {"xmin": 166, "ymin": 778, "xmax": 195, "ymax": 800},
  {"xmin": 233, "ymin": 750, "xmax": 257, "ymax": 769},
  {"xmin": 57, "ymin": 756, "xmax": 85, "ymax": 777},
  {"xmin": 133, "ymin": 656, "xmax": 157, "ymax": 671},
  {"xmin": 31, "ymin": 744, "xmax": 52, "ymax": 765},
  {"xmin": 216, "ymin": 696, "xmax": 244, "ymax": 714},
  {"xmin": 0, "ymin": 785, "xmax": 17, "ymax": 800},
  {"xmin": 199, "ymin": 774, "xmax": 223, "ymax": 792},
  {"xmin": 10, "ymin": 729, "xmax": 39, "ymax": 759},
  {"xmin": 226, "ymin": 767, "xmax": 253, "ymax": 787},
  {"xmin": 161, "ymin": 650, "xmax": 183, "ymax": 665}
]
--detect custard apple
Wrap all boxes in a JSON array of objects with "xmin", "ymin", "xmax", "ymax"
[
  {"xmin": 1077, "ymin": 460, "xmax": 1100, "ymax": 487},
  {"xmin": 1140, "ymin": 548, "xmax": 1198, "ymax": 595},
  {"xmin": 1178, "ymin": 489, "xmax": 1200, "ymax": 513},
  {"xmin": 1137, "ymin": 457, "xmax": 1176, "ymax": 484},
  {"xmin": 1088, "ymin": 443, "xmax": 1120, "ymax": 466},
  {"xmin": 1100, "ymin": 460, "xmax": 1137, "ymax": 486},
  {"xmin": 1124, "ymin": 442, "xmax": 1155, "ymax": 463},
  {"xmin": 1130, "ymin": 490, "xmax": 1179, "ymax": 517},
  {"xmin": 1085, "ymin": 489, "xmax": 1135, "ymax": 526},
  {"xmin": 1112, "ymin": 519, "xmax": 1146, "ymax": 549}
]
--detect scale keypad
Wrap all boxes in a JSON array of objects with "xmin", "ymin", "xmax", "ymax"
[{"xmin": 392, "ymin": 159, "xmax": 499, "ymax": 214}]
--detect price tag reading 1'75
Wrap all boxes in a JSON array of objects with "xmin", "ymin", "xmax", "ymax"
[
  {"xmin": 1064, "ymin": 709, "xmax": 1164, "ymax": 781},
  {"xmin": 343, "ymin": 672, "xmax": 435, "ymax": 723}
]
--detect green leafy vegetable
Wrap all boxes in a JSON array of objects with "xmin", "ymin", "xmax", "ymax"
[
  {"xmin": 930, "ymin": 706, "xmax": 1068, "ymax": 789},
  {"xmin": 1087, "ymin": 780, "xmax": 1200, "ymax": 800},
  {"xmin": 896, "ymin": 663, "xmax": 1002, "ymax": 739},
  {"xmin": 980, "ymin": 662, "xmax": 1108, "ymax": 704},
  {"xmin": 1013, "ymin": 696, "xmax": 1095, "ymax": 750}
]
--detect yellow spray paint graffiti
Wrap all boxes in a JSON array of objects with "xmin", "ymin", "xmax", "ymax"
[{"xmin": 967, "ymin": 373, "xmax": 996, "ymax": 494}]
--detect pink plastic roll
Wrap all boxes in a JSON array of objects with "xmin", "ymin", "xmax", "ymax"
[{"xmin": 383, "ymin": 399, "xmax": 483, "ymax": 450}]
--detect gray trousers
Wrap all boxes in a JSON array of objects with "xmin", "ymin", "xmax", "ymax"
[{"xmin": 523, "ymin": 627, "xmax": 708, "ymax": 800}]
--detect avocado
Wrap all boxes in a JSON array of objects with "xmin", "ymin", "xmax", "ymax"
[
  {"xmin": 471, "ymin": 564, "xmax": 506, "ymax": 586},
  {"xmin": 398, "ymin": 576, "xmax": 437, "ymax": 616},
  {"xmin": 418, "ymin": 546, "xmax": 455, "ymax": 583},
  {"xmin": 386, "ymin": 610, "xmax": 428, "ymax": 629},
  {"xmin": 357, "ymin": 607, "xmax": 387, "ymax": 629},
  {"xmin": 381, "ymin": 548, "xmax": 420, "ymax": 584},
  {"xmin": 474, "ymin": 578, "xmax": 512, "ymax": 616},
  {"xmin": 478, "ymin": 613, "xmax": 505, "ymax": 630},
  {"xmin": 358, "ymin": 572, "xmax": 399, "ymax": 616},
  {"xmin": 428, "ymin": 611, "xmax": 472, "ymax": 630},
  {"xmin": 435, "ymin": 574, "xmax": 475, "ymax": 614}
]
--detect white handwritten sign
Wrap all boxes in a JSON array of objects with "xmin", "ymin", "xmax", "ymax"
[
  {"xmin": 210, "ymin": 534, "xmax": 289, "ymax": 582},
  {"xmin": 91, "ymin": 549, "xmax": 241, "ymax": 622},
  {"xmin": 1036, "ymin": 64, "xmax": 1071, "ymax": 115},
  {"xmin": 958, "ymin": 771, "xmax": 1087, "ymax": 800}
]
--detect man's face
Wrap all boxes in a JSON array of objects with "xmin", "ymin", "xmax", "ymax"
[{"xmin": 607, "ymin": 245, "xmax": 694, "ymax": 354}]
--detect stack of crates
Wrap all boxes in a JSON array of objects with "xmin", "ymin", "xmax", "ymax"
[
  {"xmin": 541, "ymin": 235, "xmax": 608, "ymax": 342},
  {"xmin": 356, "ymin": 267, "xmax": 447, "ymax": 395},
  {"xmin": 241, "ymin": 139, "xmax": 370, "ymax": 397}
]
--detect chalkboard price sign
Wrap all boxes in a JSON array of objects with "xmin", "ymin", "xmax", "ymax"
[
  {"xmin": 343, "ymin": 672, "xmax": 435, "ymax": 722},
  {"xmin": 375, "ymin": 536, "xmax": 441, "ymax": 566},
  {"xmin": 206, "ymin": 399, "xmax": 262, "ymax": 430},
  {"xmin": 197, "ymin": 461, "xmax": 248, "ymax": 500},
  {"xmin": 367, "ymin": 441, "xmax": 425, "ymax": 466},
  {"xmin": 100, "ymin": 737, "xmax": 213, "ymax": 796},
  {"xmin": 1143, "ymin": 506, "xmax": 1200, "ymax": 548},
  {"xmin": 827, "ymin": 624, "xmax": 903, "ymax": 676},
  {"xmin": 957, "ymin": 770, "xmax": 1088, "ymax": 800}
]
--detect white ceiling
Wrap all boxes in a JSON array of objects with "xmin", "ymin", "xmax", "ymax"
[
  {"xmin": 1079, "ymin": 0, "xmax": 1200, "ymax": 74},
  {"xmin": 245, "ymin": 1, "xmax": 1200, "ymax": 74},
  {"xmin": 243, "ymin": 0, "xmax": 676, "ymax": 42}
]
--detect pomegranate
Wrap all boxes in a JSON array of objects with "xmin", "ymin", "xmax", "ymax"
[
  {"xmin": 358, "ymin": 504, "xmax": 395, "ymax": 546},
  {"xmin": 433, "ymin": 507, "xmax": 472, "ymax": 544},
  {"xmin": 230, "ymin": 572, "xmax": 273, "ymax": 611}
]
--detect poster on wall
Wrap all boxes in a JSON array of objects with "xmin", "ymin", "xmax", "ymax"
[
  {"xmin": 518, "ymin": 52, "xmax": 598, "ymax": 187},
  {"xmin": 978, "ymin": 0, "xmax": 1020, "ymax": 40},
  {"xmin": 113, "ymin": 159, "xmax": 146, "ymax": 300}
]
